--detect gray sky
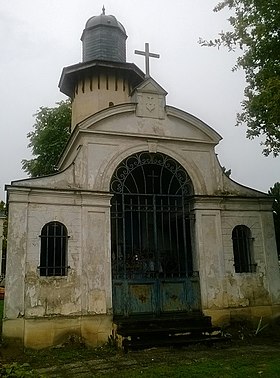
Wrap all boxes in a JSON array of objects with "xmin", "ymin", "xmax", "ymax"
[{"xmin": 0, "ymin": 0, "xmax": 279, "ymax": 201}]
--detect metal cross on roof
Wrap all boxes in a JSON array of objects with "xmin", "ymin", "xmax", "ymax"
[{"xmin": 135, "ymin": 43, "xmax": 160, "ymax": 78}]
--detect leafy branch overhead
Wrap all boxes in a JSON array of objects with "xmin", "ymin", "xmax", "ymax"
[
  {"xmin": 199, "ymin": 0, "xmax": 280, "ymax": 156},
  {"xmin": 22, "ymin": 100, "xmax": 71, "ymax": 177}
]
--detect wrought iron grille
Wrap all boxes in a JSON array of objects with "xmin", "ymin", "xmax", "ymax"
[
  {"xmin": 39, "ymin": 221, "xmax": 68, "ymax": 276},
  {"xmin": 232, "ymin": 225, "xmax": 256, "ymax": 273},
  {"xmin": 111, "ymin": 152, "xmax": 193, "ymax": 195},
  {"xmin": 111, "ymin": 152, "xmax": 194, "ymax": 280}
]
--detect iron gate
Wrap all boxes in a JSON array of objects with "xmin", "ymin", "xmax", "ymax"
[{"xmin": 110, "ymin": 152, "xmax": 200, "ymax": 316}]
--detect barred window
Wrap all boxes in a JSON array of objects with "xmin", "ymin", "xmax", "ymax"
[
  {"xmin": 232, "ymin": 225, "xmax": 255, "ymax": 273},
  {"xmin": 39, "ymin": 221, "xmax": 68, "ymax": 276}
]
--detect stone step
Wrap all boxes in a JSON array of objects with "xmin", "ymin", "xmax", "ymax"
[
  {"xmin": 115, "ymin": 313, "xmax": 212, "ymax": 329},
  {"xmin": 118, "ymin": 325, "xmax": 221, "ymax": 337},
  {"xmin": 122, "ymin": 333, "xmax": 229, "ymax": 352},
  {"xmin": 114, "ymin": 313, "xmax": 229, "ymax": 351}
]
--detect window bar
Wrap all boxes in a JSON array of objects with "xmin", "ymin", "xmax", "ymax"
[
  {"xmin": 160, "ymin": 197, "xmax": 165, "ymax": 278},
  {"xmin": 241, "ymin": 230, "xmax": 248, "ymax": 272},
  {"xmin": 182, "ymin": 199, "xmax": 188, "ymax": 276},
  {"xmin": 174, "ymin": 198, "xmax": 180, "ymax": 277},
  {"xmin": 241, "ymin": 228, "xmax": 247, "ymax": 272},
  {"xmin": 159, "ymin": 163, "xmax": 164, "ymax": 194},
  {"xmin": 152, "ymin": 194, "xmax": 158, "ymax": 273},
  {"xmin": 130, "ymin": 197, "xmax": 134, "ymax": 257},
  {"xmin": 235, "ymin": 228, "xmax": 242, "ymax": 272},
  {"xmin": 242, "ymin": 229, "xmax": 247, "ymax": 271},
  {"xmin": 55, "ymin": 223, "xmax": 59, "ymax": 275},
  {"xmin": 46, "ymin": 224, "xmax": 49, "ymax": 276},
  {"xmin": 167, "ymin": 173, "xmax": 175, "ymax": 195},
  {"xmin": 141, "ymin": 164, "xmax": 147, "ymax": 194},
  {"xmin": 168, "ymin": 196, "xmax": 172, "ymax": 256},
  {"xmin": 122, "ymin": 194, "xmax": 126, "ymax": 279},
  {"xmin": 138, "ymin": 195, "xmax": 142, "ymax": 254},
  {"xmin": 246, "ymin": 230, "xmax": 251, "ymax": 272},
  {"xmin": 249, "ymin": 236, "xmax": 254, "ymax": 271},
  {"xmin": 62, "ymin": 225, "xmax": 66, "ymax": 276},
  {"xmin": 145, "ymin": 197, "xmax": 149, "ymax": 253},
  {"xmin": 53, "ymin": 223, "xmax": 56, "ymax": 276},
  {"xmin": 237, "ymin": 229, "xmax": 241, "ymax": 272},
  {"xmin": 65, "ymin": 234, "xmax": 68, "ymax": 275},
  {"xmin": 115, "ymin": 199, "xmax": 119, "ymax": 278},
  {"xmin": 60, "ymin": 224, "xmax": 63, "ymax": 275}
]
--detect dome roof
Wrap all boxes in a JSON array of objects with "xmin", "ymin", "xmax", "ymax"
[
  {"xmin": 85, "ymin": 13, "xmax": 126, "ymax": 36},
  {"xmin": 81, "ymin": 8, "xmax": 127, "ymax": 63}
]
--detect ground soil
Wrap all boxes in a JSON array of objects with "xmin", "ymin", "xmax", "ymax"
[{"xmin": 0, "ymin": 323, "xmax": 280, "ymax": 377}]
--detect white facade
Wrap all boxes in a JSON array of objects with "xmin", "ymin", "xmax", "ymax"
[{"xmin": 3, "ymin": 17, "xmax": 280, "ymax": 348}]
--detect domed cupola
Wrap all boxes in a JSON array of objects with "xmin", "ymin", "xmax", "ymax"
[
  {"xmin": 59, "ymin": 8, "xmax": 144, "ymax": 129},
  {"xmin": 81, "ymin": 6, "xmax": 127, "ymax": 63}
]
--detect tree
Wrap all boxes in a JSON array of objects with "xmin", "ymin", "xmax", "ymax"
[
  {"xmin": 199, "ymin": 0, "xmax": 280, "ymax": 156},
  {"xmin": 268, "ymin": 182, "xmax": 280, "ymax": 260},
  {"xmin": 22, "ymin": 99, "xmax": 71, "ymax": 177}
]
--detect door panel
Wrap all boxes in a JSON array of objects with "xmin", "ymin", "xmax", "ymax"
[
  {"xmin": 112, "ymin": 277, "xmax": 199, "ymax": 315},
  {"xmin": 128, "ymin": 282, "xmax": 157, "ymax": 314},
  {"xmin": 160, "ymin": 280, "xmax": 189, "ymax": 312}
]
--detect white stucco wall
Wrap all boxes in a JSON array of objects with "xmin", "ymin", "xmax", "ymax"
[
  {"xmin": 5, "ymin": 189, "xmax": 112, "ymax": 321},
  {"xmin": 3, "ymin": 85, "xmax": 280, "ymax": 347}
]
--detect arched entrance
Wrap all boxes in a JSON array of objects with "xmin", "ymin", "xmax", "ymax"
[{"xmin": 110, "ymin": 152, "xmax": 200, "ymax": 317}]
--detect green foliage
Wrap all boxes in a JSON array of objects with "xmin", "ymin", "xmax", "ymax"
[
  {"xmin": 0, "ymin": 363, "xmax": 42, "ymax": 377},
  {"xmin": 268, "ymin": 182, "xmax": 280, "ymax": 259},
  {"xmin": 199, "ymin": 0, "xmax": 280, "ymax": 156},
  {"xmin": 22, "ymin": 100, "xmax": 71, "ymax": 177},
  {"xmin": 104, "ymin": 351, "xmax": 280, "ymax": 378},
  {"xmin": 106, "ymin": 333, "xmax": 120, "ymax": 351}
]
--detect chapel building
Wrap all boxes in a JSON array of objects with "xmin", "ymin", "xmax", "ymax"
[{"xmin": 3, "ymin": 10, "xmax": 280, "ymax": 348}]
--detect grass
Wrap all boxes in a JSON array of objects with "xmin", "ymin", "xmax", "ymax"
[
  {"xmin": 1, "ymin": 340, "xmax": 280, "ymax": 377},
  {"xmin": 110, "ymin": 350, "xmax": 280, "ymax": 378}
]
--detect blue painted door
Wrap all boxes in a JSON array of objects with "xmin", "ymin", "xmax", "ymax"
[{"xmin": 113, "ymin": 276, "xmax": 200, "ymax": 316}]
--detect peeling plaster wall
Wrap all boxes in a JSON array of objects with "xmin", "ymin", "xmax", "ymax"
[
  {"xmin": 196, "ymin": 197, "xmax": 280, "ymax": 318},
  {"xmin": 24, "ymin": 200, "xmax": 82, "ymax": 318},
  {"xmin": 81, "ymin": 208, "xmax": 112, "ymax": 314},
  {"xmin": 195, "ymin": 208, "xmax": 227, "ymax": 310},
  {"xmin": 4, "ymin": 190, "xmax": 112, "ymax": 326},
  {"xmin": 4, "ymin": 198, "xmax": 27, "ymax": 319},
  {"xmin": 221, "ymin": 204, "xmax": 280, "ymax": 308}
]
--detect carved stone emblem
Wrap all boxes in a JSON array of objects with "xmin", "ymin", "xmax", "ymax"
[{"xmin": 146, "ymin": 96, "xmax": 156, "ymax": 112}]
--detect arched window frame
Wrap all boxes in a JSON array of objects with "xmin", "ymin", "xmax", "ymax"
[
  {"xmin": 39, "ymin": 221, "xmax": 69, "ymax": 277},
  {"xmin": 232, "ymin": 225, "xmax": 256, "ymax": 273}
]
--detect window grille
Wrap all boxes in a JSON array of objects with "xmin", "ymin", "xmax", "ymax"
[
  {"xmin": 39, "ymin": 221, "xmax": 68, "ymax": 276},
  {"xmin": 1, "ymin": 249, "xmax": 6, "ymax": 278},
  {"xmin": 232, "ymin": 225, "xmax": 255, "ymax": 273}
]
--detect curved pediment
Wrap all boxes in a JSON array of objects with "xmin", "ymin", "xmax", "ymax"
[{"xmin": 77, "ymin": 103, "xmax": 222, "ymax": 145}]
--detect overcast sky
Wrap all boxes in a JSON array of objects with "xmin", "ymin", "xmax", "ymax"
[{"xmin": 0, "ymin": 0, "xmax": 279, "ymax": 201}]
